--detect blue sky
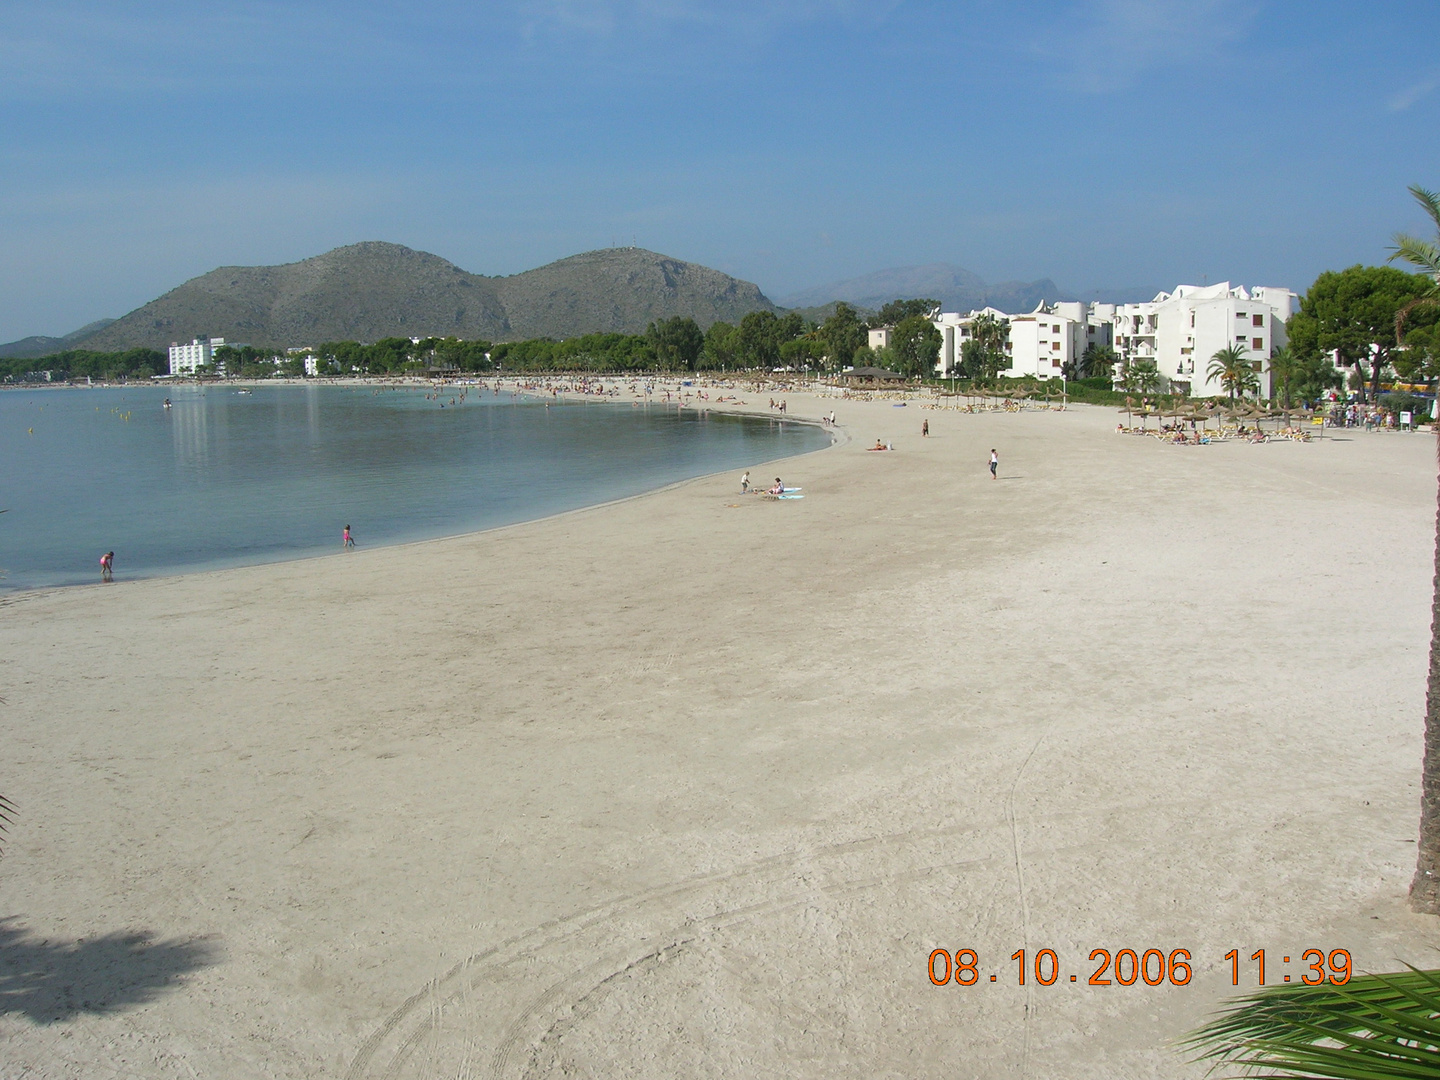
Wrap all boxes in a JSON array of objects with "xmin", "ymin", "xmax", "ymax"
[{"xmin": 1, "ymin": 0, "xmax": 1438, "ymax": 340}]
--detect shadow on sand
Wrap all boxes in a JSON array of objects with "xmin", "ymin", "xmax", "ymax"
[{"xmin": 0, "ymin": 917, "xmax": 220, "ymax": 1023}]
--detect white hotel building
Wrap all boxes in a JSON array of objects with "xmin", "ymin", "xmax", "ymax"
[
  {"xmin": 933, "ymin": 302, "xmax": 1114, "ymax": 379},
  {"xmin": 1111, "ymin": 283, "xmax": 1296, "ymax": 398},
  {"xmin": 168, "ymin": 336, "xmax": 226, "ymax": 376},
  {"xmin": 925, "ymin": 283, "xmax": 1295, "ymax": 397}
]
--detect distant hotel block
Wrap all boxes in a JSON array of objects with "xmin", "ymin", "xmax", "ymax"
[
  {"xmin": 169, "ymin": 336, "xmax": 225, "ymax": 375},
  {"xmin": 928, "ymin": 282, "xmax": 1296, "ymax": 398}
]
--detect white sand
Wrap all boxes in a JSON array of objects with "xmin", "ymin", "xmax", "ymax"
[{"xmin": 1, "ymin": 390, "xmax": 1437, "ymax": 1079}]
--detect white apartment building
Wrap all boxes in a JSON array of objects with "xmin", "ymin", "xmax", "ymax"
[
  {"xmin": 867, "ymin": 326, "xmax": 892, "ymax": 351},
  {"xmin": 1112, "ymin": 283, "xmax": 1295, "ymax": 398},
  {"xmin": 933, "ymin": 307, "xmax": 1009, "ymax": 376},
  {"xmin": 168, "ymin": 336, "xmax": 225, "ymax": 376},
  {"xmin": 1008, "ymin": 309, "xmax": 1078, "ymax": 378},
  {"xmin": 933, "ymin": 302, "xmax": 1114, "ymax": 378}
]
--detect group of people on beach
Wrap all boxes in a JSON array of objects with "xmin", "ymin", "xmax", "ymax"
[{"xmin": 739, "ymin": 471, "xmax": 786, "ymax": 497}]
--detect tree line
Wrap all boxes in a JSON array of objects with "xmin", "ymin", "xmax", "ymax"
[{"xmin": 0, "ymin": 347, "xmax": 166, "ymax": 382}]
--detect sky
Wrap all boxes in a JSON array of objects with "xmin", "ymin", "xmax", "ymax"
[{"xmin": 1, "ymin": 0, "xmax": 1438, "ymax": 340}]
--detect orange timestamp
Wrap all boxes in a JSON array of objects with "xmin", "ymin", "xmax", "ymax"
[{"xmin": 927, "ymin": 948, "xmax": 1353, "ymax": 987}]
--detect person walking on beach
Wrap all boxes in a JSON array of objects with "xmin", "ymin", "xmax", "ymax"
[
  {"xmin": 989, "ymin": 449, "xmax": 998, "ymax": 480},
  {"xmin": 740, "ymin": 471, "xmax": 750, "ymax": 494},
  {"xmin": 343, "ymin": 524, "xmax": 355, "ymax": 549},
  {"xmin": 100, "ymin": 551, "xmax": 114, "ymax": 582},
  {"xmin": 922, "ymin": 419, "xmax": 929, "ymax": 437}
]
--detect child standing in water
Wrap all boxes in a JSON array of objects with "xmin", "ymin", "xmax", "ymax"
[
  {"xmin": 343, "ymin": 525, "xmax": 355, "ymax": 549},
  {"xmin": 100, "ymin": 551, "xmax": 114, "ymax": 582}
]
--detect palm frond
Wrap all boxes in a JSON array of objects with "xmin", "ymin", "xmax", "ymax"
[
  {"xmin": 1396, "ymin": 296, "xmax": 1440, "ymax": 341},
  {"xmin": 1184, "ymin": 965, "xmax": 1440, "ymax": 1079},
  {"xmin": 1390, "ymin": 234, "xmax": 1440, "ymax": 281},
  {"xmin": 1409, "ymin": 185, "xmax": 1440, "ymax": 233}
]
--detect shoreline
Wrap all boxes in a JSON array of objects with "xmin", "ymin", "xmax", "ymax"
[{"xmin": 0, "ymin": 387, "xmax": 839, "ymax": 598}]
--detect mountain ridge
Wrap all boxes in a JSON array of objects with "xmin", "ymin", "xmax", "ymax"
[
  {"xmin": 2, "ymin": 250, "xmax": 1161, "ymax": 358},
  {"xmin": 53, "ymin": 243, "xmax": 779, "ymax": 353}
]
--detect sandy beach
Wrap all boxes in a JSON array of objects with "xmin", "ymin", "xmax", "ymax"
[{"xmin": 2, "ymin": 387, "xmax": 1437, "ymax": 1079}]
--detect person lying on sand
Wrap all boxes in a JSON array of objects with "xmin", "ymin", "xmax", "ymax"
[{"xmin": 869, "ymin": 440, "xmax": 889, "ymax": 451}]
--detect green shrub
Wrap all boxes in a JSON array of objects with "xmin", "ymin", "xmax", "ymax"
[{"xmin": 1380, "ymin": 392, "xmax": 1428, "ymax": 418}]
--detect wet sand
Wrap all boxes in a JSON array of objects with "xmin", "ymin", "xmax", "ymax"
[{"xmin": 1, "ymin": 390, "xmax": 1436, "ymax": 1079}]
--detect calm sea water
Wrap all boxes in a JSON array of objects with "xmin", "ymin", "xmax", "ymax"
[{"xmin": 0, "ymin": 384, "xmax": 829, "ymax": 590}]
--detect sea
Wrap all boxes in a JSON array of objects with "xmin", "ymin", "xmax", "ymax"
[{"xmin": 0, "ymin": 383, "xmax": 830, "ymax": 591}]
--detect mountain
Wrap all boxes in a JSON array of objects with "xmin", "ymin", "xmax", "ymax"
[
  {"xmin": 0, "ymin": 319, "xmax": 117, "ymax": 360},
  {"xmin": 492, "ymin": 248, "xmax": 775, "ymax": 341},
  {"xmin": 778, "ymin": 263, "xmax": 1155, "ymax": 315},
  {"xmin": 68, "ymin": 243, "xmax": 777, "ymax": 352}
]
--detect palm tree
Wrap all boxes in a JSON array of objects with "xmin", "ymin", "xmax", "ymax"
[
  {"xmin": 1208, "ymin": 343, "xmax": 1260, "ymax": 403},
  {"xmin": 1185, "ymin": 965, "xmax": 1440, "ymax": 1079},
  {"xmin": 1079, "ymin": 343, "xmax": 1118, "ymax": 381},
  {"xmin": 1268, "ymin": 344, "xmax": 1301, "ymax": 410},
  {"xmin": 1390, "ymin": 185, "xmax": 1440, "ymax": 341},
  {"xmin": 1122, "ymin": 358, "xmax": 1162, "ymax": 395},
  {"xmin": 1391, "ymin": 185, "xmax": 1440, "ymax": 914}
]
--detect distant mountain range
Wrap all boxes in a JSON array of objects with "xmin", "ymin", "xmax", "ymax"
[
  {"xmin": 0, "ymin": 243, "xmax": 778, "ymax": 356},
  {"xmin": 777, "ymin": 263, "xmax": 1154, "ymax": 315},
  {"xmin": 0, "ymin": 249, "xmax": 1157, "ymax": 359}
]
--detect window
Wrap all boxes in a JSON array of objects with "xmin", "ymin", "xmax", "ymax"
[
  {"xmin": 1237, "ymin": 334, "xmax": 1247, "ymax": 343},
  {"xmin": 1252, "ymin": 313, "xmax": 1264, "ymax": 327},
  {"xmin": 1052, "ymin": 358, "xmax": 1061, "ymax": 368},
  {"xmin": 1253, "ymin": 338, "xmax": 1263, "ymax": 350},
  {"xmin": 1190, "ymin": 313, "xmax": 1195, "ymax": 327},
  {"xmin": 1251, "ymin": 361, "xmax": 1261, "ymax": 371},
  {"xmin": 1236, "ymin": 311, "xmax": 1247, "ymax": 319},
  {"xmin": 1052, "ymin": 342, "xmax": 1061, "ymax": 351}
]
